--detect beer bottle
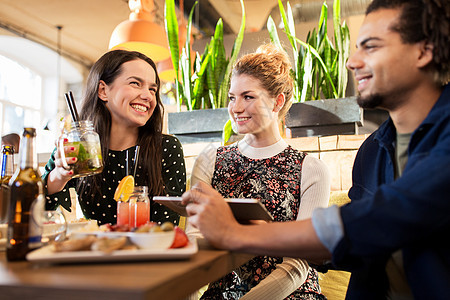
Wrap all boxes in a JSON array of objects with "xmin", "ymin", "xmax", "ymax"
[
  {"xmin": 1, "ymin": 145, "xmax": 15, "ymax": 224},
  {"xmin": 6, "ymin": 128, "xmax": 43, "ymax": 261}
]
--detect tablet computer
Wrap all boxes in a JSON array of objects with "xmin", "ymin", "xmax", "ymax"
[{"xmin": 153, "ymin": 196, "xmax": 273, "ymax": 221}]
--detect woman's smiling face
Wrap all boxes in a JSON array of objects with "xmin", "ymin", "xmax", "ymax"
[
  {"xmin": 99, "ymin": 59, "xmax": 158, "ymax": 129},
  {"xmin": 228, "ymin": 74, "xmax": 279, "ymax": 138}
]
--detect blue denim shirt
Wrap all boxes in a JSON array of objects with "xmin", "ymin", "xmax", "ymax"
[{"xmin": 313, "ymin": 84, "xmax": 450, "ymax": 299}]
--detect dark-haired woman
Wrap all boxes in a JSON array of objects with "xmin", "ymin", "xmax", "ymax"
[{"xmin": 43, "ymin": 50, "xmax": 185, "ymax": 226}]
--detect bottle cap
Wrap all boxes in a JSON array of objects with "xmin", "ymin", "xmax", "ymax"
[{"xmin": 23, "ymin": 127, "xmax": 36, "ymax": 137}]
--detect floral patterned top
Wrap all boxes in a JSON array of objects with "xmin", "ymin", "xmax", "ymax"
[
  {"xmin": 201, "ymin": 144, "xmax": 324, "ymax": 300},
  {"xmin": 42, "ymin": 134, "xmax": 186, "ymax": 226}
]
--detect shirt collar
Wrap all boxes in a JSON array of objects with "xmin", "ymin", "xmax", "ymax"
[{"xmin": 373, "ymin": 83, "xmax": 450, "ymax": 147}]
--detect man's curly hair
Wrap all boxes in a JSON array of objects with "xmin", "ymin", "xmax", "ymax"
[{"xmin": 367, "ymin": 0, "xmax": 450, "ymax": 84}]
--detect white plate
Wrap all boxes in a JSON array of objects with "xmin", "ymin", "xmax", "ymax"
[{"xmin": 26, "ymin": 238, "xmax": 197, "ymax": 264}]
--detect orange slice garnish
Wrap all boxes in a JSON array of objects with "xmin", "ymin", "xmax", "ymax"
[{"xmin": 114, "ymin": 175, "xmax": 135, "ymax": 202}]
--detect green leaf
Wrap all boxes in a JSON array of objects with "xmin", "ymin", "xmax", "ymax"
[
  {"xmin": 222, "ymin": 119, "xmax": 235, "ymax": 146},
  {"xmin": 278, "ymin": 0, "xmax": 298, "ymax": 67},
  {"xmin": 301, "ymin": 48, "xmax": 313, "ymax": 102},
  {"xmin": 267, "ymin": 16, "xmax": 283, "ymax": 50},
  {"xmin": 317, "ymin": 2, "xmax": 328, "ymax": 47},
  {"xmin": 292, "ymin": 35, "xmax": 338, "ymax": 99},
  {"xmin": 164, "ymin": 0, "xmax": 179, "ymax": 80},
  {"xmin": 218, "ymin": 0, "xmax": 245, "ymax": 109}
]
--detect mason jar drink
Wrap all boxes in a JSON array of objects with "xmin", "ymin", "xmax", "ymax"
[
  {"xmin": 129, "ymin": 186, "xmax": 150, "ymax": 228},
  {"xmin": 59, "ymin": 120, "xmax": 103, "ymax": 178},
  {"xmin": 116, "ymin": 186, "xmax": 150, "ymax": 228}
]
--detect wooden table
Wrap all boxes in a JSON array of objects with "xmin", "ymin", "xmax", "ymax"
[{"xmin": 0, "ymin": 240, "xmax": 253, "ymax": 300}]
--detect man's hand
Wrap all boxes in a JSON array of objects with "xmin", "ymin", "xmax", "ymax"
[{"xmin": 181, "ymin": 182, "xmax": 242, "ymax": 250}]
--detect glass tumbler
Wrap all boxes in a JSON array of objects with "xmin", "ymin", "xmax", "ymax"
[{"xmin": 59, "ymin": 120, "xmax": 103, "ymax": 178}]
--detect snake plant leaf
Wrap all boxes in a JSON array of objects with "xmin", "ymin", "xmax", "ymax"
[
  {"xmin": 301, "ymin": 48, "xmax": 313, "ymax": 102},
  {"xmin": 293, "ymin": 35, "xmax": 338, "ymax": 98},
  {"xmin": 206, "ymin": 52, "xmax": 217, "ymax": 108},
  {"xmin": 317, "ymin": 2, "xmax": 327, "ymax": 48},
  {"xmin": 339, "ymin": 22, "xmax": 350, "ymax": 98},
  {"xmin": 206, "ymin": 62, "xmax": 217, "ymax": 108},
  {"xmin": 165, "ymin": 0, "xmax": 198, "ymax": 111},
  {"xmin": 192, "ymin": 48, "xmax": 211, "ymax": 110},
  {"xmin": 267, "ymin": 16, "xmax": 283, "ymax": 51},
  {"xmin": 210, "ymin": 19, "xmax": 226, "ymax": 108},
  {"xmin": 278, "ymin": 0, "xmax": 297, "ymax": 55},
  {"xmin": 180, "ymin": 48, "xmax": 192, "ymax": 110},
  {"xmin": 164, "ymin": 0, "xmax": 179, "ymax": 79},
  {"xmin": 271, "ymin": 0, "xmax": 349, "ymax": 102},
  {"xmin": 218, "ymin": 0, "xmax": 245, "ymax": 110},
  {"xmin": 333, "ymin": 0, "xmax": 350, "ymax": 98}
]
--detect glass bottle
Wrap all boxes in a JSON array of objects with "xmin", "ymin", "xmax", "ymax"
[
  {"xmin": 6, "ymin": 128, "xmax": 43, "ymax": 261},
  {"xmin": 1, "ymin": 145, "xmax": 15, "ymax": 224},
  {"xmin": 59, "ymin": 120, "xmax": 103, "ymax": 178}
]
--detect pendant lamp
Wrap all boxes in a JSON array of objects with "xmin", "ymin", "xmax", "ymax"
[
  {"xmin": 157, "ymin": 57, "xmax": 176, "ymax": 82},
  {"xmin": 109, "ymin": 0, "xmax": 170, "ymax": 62}
]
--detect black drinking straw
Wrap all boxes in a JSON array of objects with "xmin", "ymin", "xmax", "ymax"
[
  {"xmin": 64, "ymin": 90, "xmax": 80, "ymax": 123},
  {"xmin": 68, "ymin": 90, "xmax": 80, "ymax": 121},
  {"xmin": 64, "ymin": 92, "xmax": 77, "ymax": 122},
  {"xmin": 133, "ymin": 145, "xmax": 140, "ymax": 181},
  {"xmin": 125, "ymin": 150, "xmax": 130, "ymax": 177}
]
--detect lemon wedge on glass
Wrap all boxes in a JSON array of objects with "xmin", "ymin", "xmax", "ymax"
[{"xmin": 114, "ymin": 175, "xmax": 135, "ymax": 202}]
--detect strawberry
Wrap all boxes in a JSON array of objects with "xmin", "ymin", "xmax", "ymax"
[{"xmin": 170, "ymin": 226, "xmax": 189, "ymax": 248}]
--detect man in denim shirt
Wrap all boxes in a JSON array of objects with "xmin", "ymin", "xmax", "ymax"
[{"xmin": 182, "ymin": 0, "xmax": 450, "ymax": 298}]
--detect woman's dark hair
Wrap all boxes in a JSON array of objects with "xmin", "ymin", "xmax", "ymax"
[
  {"xmin": 78, "ymin": 50, "xmax": 165, "ymax": 198},
  {"xmin": 366, "ymin": 0, "xmax": 450, "ymax": 84}
]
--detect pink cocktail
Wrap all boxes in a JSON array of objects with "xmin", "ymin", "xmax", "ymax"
[
  {"xmin": 116, "ymin": 201, "xmax": 130, "ymax": 226},
  {"xmin": 116, "ymin": 186, "xmax": 150, "ymax": 228},
  {"xmin": 130, "ymin": 201, "xmax": 150, "ymax": 228}
]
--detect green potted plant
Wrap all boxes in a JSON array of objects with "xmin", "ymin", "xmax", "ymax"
[
  {"xmin": 164, "ymin": 0, "xmax": 245, "ymax": 143},
  {"xmin": 268, "ymin": 0, "xmax": 362, "ymax": 137}
]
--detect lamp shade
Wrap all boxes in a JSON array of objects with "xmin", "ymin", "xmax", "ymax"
[
  {"xmin": 157, "ymin": 57, "xmax": 176, "ymax": 82},
  {"xmin": 109, "ymin": 18, "xmax": 170, "ymax": 62}
]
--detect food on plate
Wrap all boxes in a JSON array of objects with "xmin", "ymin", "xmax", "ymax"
[
  {"xmin": 160, "ymin": 222, "xmax": 175, "ymax": 232},
  {"xmin": 91, "ymin": 236, "xmax": 128, "ymax": 254},
  {"xmin": 69, "ymin": 218, "xmax": 89, "ymax": 223},
  {"xmin": 114, "ymin": 175, "xmax": 135, "ymax": 202},
  {"xmin": 51, "ymin": 223, "xmax": 189, "ymax": 253},
  {"xmin": 133, "ymin": 221, "xmax": 174, "ymax": 233},
  {"xmin": 170, "ymin": 226, "xmax": 189, "ymax": 249},
  {"xmin": 101, "ymin": 223, "xmax": 131, "ymax": 232},
  {"xmin": 53, "ymin": 236, "xmax": 97, "ymax": 252}
]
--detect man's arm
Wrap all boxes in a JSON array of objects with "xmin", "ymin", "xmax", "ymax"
[{"xmin": 182, "ymin": 182, "xmax": 331, "ymax": 261}]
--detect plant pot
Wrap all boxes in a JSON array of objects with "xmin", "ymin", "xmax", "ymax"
[
  {"xmin": 285, "ymin": 97, "xmax": 363, "ymax": 138},
  {"xmin": 168, "ymin": 108, "xmax": 230, "ymax": 144}
]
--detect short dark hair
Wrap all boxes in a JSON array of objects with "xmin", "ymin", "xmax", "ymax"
[{"xmin": 366, "ymin": 0, "xmax": 450, "ymax": 84}]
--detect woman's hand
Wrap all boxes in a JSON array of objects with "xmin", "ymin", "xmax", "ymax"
[{"xmin": 46, "ymin": 138, "xmax": 77, "ymax": 195}]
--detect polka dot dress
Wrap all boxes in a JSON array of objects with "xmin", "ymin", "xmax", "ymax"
[{"xmin": 42, "ymin": 134, "xmax": 186, "ymax": 226}]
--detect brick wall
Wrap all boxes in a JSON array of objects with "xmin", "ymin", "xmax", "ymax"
[{"xmin": 181, "ymin": 134, "xmax": 368, "ymax": 192}]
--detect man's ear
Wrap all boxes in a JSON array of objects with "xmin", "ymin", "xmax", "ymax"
[
  {"xmin": 416, "ymin": 41, "xmax": 434, "ymax": 68},
  {"xmin": 98, "ymin": 80, "xmax": 108, "ymax": 102},
  {"xmin": 273, "ymin": 93, "xmax": 285, "ymax": 113}
]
